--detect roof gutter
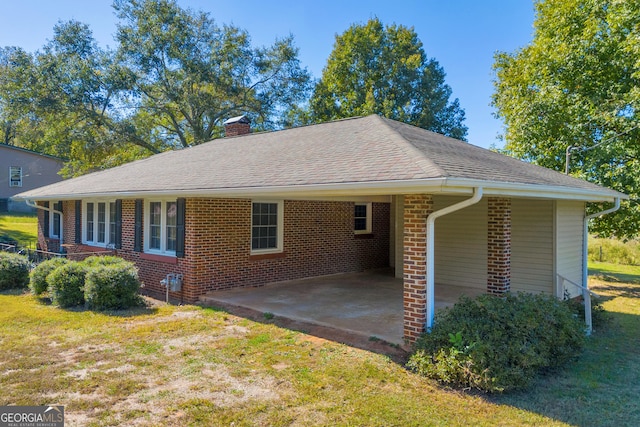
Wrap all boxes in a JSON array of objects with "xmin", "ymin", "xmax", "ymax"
[
  {"xmin": 425, "ymin": 187, "xmax": 483, "ymax": 331},
  {"xmin": 581, "ymin": 197, "xmax": 621, "ymax": 335},
  {"xmin": 25, "ymin": 199, "xmax": 64, "ymax": 247},
  {"xmin": 12, "ymin": 177, "xmax": 623, "ymax": 203}
]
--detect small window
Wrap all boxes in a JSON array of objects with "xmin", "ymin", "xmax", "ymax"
[
  {"xmin": 9, "ymin": 166, "xmax": 22, "ymax": 187},
  {"xmin": 83, "ymin": 200, "xmax": 117, "ymax": 247},
  {"xmin": 144, "ymin": 199, "xmax": 178, "ymax": 255},
  {"xmin": 251, "ymin": 201, "xmax": 283, "ymax": 253},
  {"xmin": 50, "ymin": 201, "xmax": 62, "ymax": 239},
  {"xmin": 354, "ymin": 203, "xmax": 372, "ymax": 234}
]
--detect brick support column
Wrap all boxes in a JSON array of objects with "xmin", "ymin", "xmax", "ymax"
[
  {"xmin": 403, "ymin": 194, "xmax": 433, "ymax": 343},
  {"xmin": 487, "ymin": 197, "xmax": 511, "ymax": 295}
]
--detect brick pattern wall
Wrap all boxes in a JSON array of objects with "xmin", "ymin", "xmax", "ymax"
[
  {"xmin": 403, "ymin": 194, "xmax": 433, "ymax": 343},
  {"xmin": 183, "ymin": 199, "xmax": 390, "ymax": 302},
  {"xmin": 487, "ymin": 197, "xmax": 511, "ymax": 295},
  {"xmin": 47, "ymin": 197, "xmax": 390, "ymax": 304},
  {"xmin": 224, "ymin": 123, "xmax": 250, "ymax": 137}
]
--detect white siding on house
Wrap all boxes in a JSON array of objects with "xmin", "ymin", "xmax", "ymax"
[
  {"xmin": 433, "ymin": 196, "xmax": 488, "ymax": 289},
  {"xmin": 511, "ymin": 199, "xmax": 554, "ymax": 294},
  {"xmin": 555, "ymin": 200, "xmax": 585, "ymax": 298}
]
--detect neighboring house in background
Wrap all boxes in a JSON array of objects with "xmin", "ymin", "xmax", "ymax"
[
  {"xmin": 0, "ymin": 144, "xmax": 64, "ymax": 213},
  {"xmin": 14, "ymin": 115, "xmax": 626, "ymax": 343}
]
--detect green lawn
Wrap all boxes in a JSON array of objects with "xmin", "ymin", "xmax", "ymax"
[
  {"xmin": 0, "ymin": 212, "xmax": 38, "ymax": 244},
  {"xmin": 1, "ymin": 263, "xmax": 639, "ymax": 426}
]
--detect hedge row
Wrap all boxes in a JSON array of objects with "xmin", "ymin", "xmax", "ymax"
[{"xmin": 28, "ymin": 255, "xmax": 143, "ymax": 310}]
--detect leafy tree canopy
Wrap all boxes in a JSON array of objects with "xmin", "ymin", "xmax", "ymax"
[
  {"xmin": 308, "ymin": 17, "xmax": 467, "ymax": 140},
  {"xmin": 0, "ymin": 0, "xmax": 311, "ymax": 176},
  {"xmin": 493, "ymin": 0, "xmax": 640, "ymax": 239}
]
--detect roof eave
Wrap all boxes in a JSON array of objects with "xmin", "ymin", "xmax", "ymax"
[{"xmin": 13, "ymin": 177, "xmax": 626, "ymax": 203}]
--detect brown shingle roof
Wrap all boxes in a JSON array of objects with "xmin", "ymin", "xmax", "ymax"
[{"xmin": 15, "ymin": 115, "xmax": 624, "ymax": 201}]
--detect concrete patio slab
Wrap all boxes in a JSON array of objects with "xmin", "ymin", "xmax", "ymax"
[{"xmin": 199, "ymin": 270, "xmax": 485, "ymax": 344}]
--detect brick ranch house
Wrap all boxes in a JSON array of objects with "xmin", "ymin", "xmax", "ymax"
[{"xmin": 15, "ymin": 115, "xmax": 625, "ymax": 343}]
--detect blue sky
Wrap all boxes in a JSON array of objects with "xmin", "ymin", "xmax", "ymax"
[{"xmin": 0, "ymin": 0, "xmax": 536, "ymax": 148}]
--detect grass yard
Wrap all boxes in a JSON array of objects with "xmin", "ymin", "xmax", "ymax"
[
  {"xmin": 0, "ymin": 264, "xmax": 639, "ymax": 426},
  {"xmin": 0, "ymin": 212, "xmax": 38, "ymax": 244}
]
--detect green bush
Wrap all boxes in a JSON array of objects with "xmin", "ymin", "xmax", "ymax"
[
  {"xmin": 84, "ymin": 261, "xmax": 142, "ymax": 310},
  {"xmin": 407, "ymin": 293, "xmax": 586, "ymax": 393},
  {"xmin": 82, "ymin": 255, "xmax": 128, "ymax": 267},
  {"xmin": 0, "ymin": 252, "xmax": 30, "ymax": 290},
  {"xmin": 29, "ymin": 257, "xmax": 69, "ymax": 295},
  {"xmin": 47, "ymin": 262, "xmax": 87, "ymax": 307}
]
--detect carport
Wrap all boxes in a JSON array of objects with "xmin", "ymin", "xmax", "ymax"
[{"xmin": 199, "ymin": 269, "xmax": 485, "ymax": 344}]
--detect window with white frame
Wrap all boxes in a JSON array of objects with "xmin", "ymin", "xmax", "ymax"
[
  {"xmin": 50, "ymin": 201, "xmax": 62, "ymax": 239},
  {"xmin": 251, "ymin": 201, "xmax": 283, "ymax": 253},
  {"xmin": 83, "ymin": 201, "xmax": 117, "ymax": 246},
  {"xmin": 9, "ymin": 166, "xmax": 22, "ymax": 187},
  {"xmin": 354, "ymin": 202, "xmax": 372, "ymax": 234},
  {"xmin": 144, "ymin": 199, "xmax": 177, "ymax": 255}
]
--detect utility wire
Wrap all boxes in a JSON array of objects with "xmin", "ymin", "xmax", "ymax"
[{"xmin": 565, "ymin": 125, "xmax": 639, "ymax": 174}]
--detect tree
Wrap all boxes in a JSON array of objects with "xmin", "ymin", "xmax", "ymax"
[
  {"xmin": 492, "ymin": 0, "xmax": 640, "ymax": 239},
  {"xmin": 0, "ymin": 0, "xmax": 311, "ymax": 175},
  {"xmin": 309, "ymin": 18, "xmax": 467, "ymax": 140},
  {"xmin": 114, "ymin": 0, "xmax": 311, "ymax": 148}
]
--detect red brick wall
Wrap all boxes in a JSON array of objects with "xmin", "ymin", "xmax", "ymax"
[
  {"xmin": 403, "ymin": 194, "xmax": 433, "ymax": 343},
  {"xmin": 487, "ymin": 197, "xmax": 511, "ymax": 294},
  {"xmin": 181, "ymin": 199, "xmax": 390, "ymax": 302},
  {"xmin": 50, "ymin": 197, "xmax": 390, "ymax": 303}
]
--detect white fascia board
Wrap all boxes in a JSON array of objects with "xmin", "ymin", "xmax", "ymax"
[
  {"xmin": 15, "ymin": 177, "xmax": 625, "ymax": 203},
  {"xmin": 442, "ymin": 178, "xmax": 627, "ymax": 202}
]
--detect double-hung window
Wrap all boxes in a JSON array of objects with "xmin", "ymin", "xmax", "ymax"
[
  {"xmin": 354, "ymin": 203, "xmax": 372, "ymax": 234},
  {"xmin": 145, "ymin": 200, "xmax": 177, "ymax": 255},
  {"xmin": 83, "ymin": 201, "xmax": 117, "ymax": 246},
  {"xmin": 50, "ymin": 201, "xmax": 62, "ymax": 239},
  {"xmin": 251, "ymin": 201, "xmax": 283, "ymax": 254},
  {"xmin": 9, "ymin": 166, "xmax": 22, "ymax": 187}
]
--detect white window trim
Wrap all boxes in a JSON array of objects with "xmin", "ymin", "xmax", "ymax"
[
  {"xmin": 144, "ymin": 199, "xmax": 177, "ymax": 256},
  {"xmin": 251, "ymin": 200, "xmax": 284, "ymax": 255},
  {"xmin": 354, "ymin": 202, "xmax": 372, "ymax": 234},
  {"xmin": 82, "ymin": 200, "xmax": 116, "ymax": 247},
  {"xmin": 49, "ymin": 202, "xmax": 62, "ymax": 239},
  {"xmin": 9, "ymin": 166, "xmax": 22, "ymax": 187}
]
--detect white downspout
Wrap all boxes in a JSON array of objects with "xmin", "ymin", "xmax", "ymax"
[
  {"xmin": 581, "ymin": 197, "xmax": 620, "ymax": 335},
  {"xmin": 425, "ymin": 187, "xmax": 483, "ymax": 330},
  {"xmin": 25, "ymin": 199, "xmax": 64, "ymax": 248}
]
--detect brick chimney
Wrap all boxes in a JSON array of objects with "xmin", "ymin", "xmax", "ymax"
[{"xmin": 223, "ymin": 115, "xmax": 251, "ymax": 137}]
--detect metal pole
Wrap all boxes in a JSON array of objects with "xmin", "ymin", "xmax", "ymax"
[{"xmin": 565, "ymin": 145, "xmax": 573, "ymax": 174}]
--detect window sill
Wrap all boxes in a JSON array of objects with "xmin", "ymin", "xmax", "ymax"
[
  {"xmin": 249, "ymin": 251, "xmax": 287, "ymax": 261},
  {"xmin": 140, "ymin": 252, "xmax": 178, "ymax": 264}
]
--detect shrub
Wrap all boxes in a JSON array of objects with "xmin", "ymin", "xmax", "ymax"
[
  {"xmin": 29, "ymin": 257, "xmax": 69, "ymax": 295},
  {"xmin": 588, "ymin": 236, "xmax": 640, "ymax": 265},
  {"xmin": 407, "ymin": 293, "xmax": 586, "ymax": 393},
  {"xmin": 82, "ymin": 255, "xmax": 128, "ymax": 267},
  {"xmin": 0, "ymin": 252, "xmax": 30, "ymax": 290},
  {"xmin": 47, "ymin": 262, "xmax": 87, "ymax": 307},
  {"xmin": 84, "ymin": 261, "xmax": 142, "ymax": 310}
]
